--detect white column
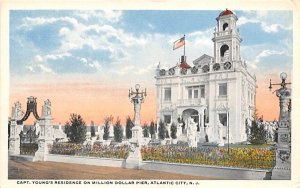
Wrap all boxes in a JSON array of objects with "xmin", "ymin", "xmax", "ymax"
[
  {"xmin": 8, "ymin": 120, "xmax": 23, "ymax": 155},
  {"xmin": 34, "ymin": 100, "xmax": 54, "ymax": 161}
]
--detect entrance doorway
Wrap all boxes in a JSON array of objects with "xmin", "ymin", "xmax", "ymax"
[{"xmin": 182, "ymin": 109, "xmax": 199, "ymax": 132}]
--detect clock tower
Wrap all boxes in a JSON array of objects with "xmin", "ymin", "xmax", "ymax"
[{"xmin": 212, "ymin": 9, "xmax": 242, "ymax": 70}]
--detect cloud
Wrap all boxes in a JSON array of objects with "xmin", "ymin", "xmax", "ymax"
[
  {"xmin": 247, "ymin": 49, "xmax": 286, "ymax": 69},
  {"xmin": 35, "ymin": 52, "xmax": 72, "ymax": 63},
  {"xmin": 11, "ymin": 10, "xmax": 292, "ymax": 85},
  {"xmin": 261, "ymin": 23, "xmax": 292, "ymax": 33},
  {"xmin": 237, "ymin": 11, "xmax": 292, "ymax": 33},
  {"xmin": 77, "ymin": 57, "xmax": 102, "ymax": 71},
  {"xmin": 26, "ymin": 64, "xmax": 54, "ymax": 74},
  {"xmin": 20, "ymin": 16, "xmax": 78, "ymax": 30},
  {"xmin": 75, "ymin": 10, "xmax": 122, "ymax": 23}
]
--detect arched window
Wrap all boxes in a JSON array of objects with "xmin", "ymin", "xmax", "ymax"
[
  {"xmin": 223, "ymin": 23, "xmax": 229, "ymax": 31},
  {"xmin": 220, "ymin": 44, "xmax": 229, "ymax": 57}
]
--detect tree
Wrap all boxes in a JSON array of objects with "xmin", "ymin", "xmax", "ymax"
[
  {"xmin": 170, "ymin": 123, "xmax": 177, "ymax": 139},
  {"xmin": 249, "ymin": 109, "xmax": 267, "ymax": 145},
  {"xmin": 125, "ymin": 116, "xmax": 134, "ymax": 139},
  {"xmin": 90, "ymin": 121, "xmax": 96, "ymax": 137},
  {"xmin": 143, "ymin": 124, "xmax": 149, "ymax": 137},
  {"xmin": 103, "ymin": 116, "xmax": 113, "ymax": 140},
  {"xmin": 158, "ymin": 120, "xmax": 166, "ymax": 140},
  {"xmin": 114, "ymin": 118, "xmax": 123, "ymax": 142},
  {"xmin": 149, "ymin": 120, "xmax": 156, "ymax": 139},
  {"xmin": 64, "ymin": 113, "xmax": 87, "ymax": 143}
]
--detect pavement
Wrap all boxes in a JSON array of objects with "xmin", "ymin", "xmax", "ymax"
[{"xmin": 8, "ymin": 159, "xmax": 217, "ymax": 180}]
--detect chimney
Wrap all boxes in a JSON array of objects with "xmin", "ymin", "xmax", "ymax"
[{"xmin": 181, "ymin": 55, "xmax": 186, "ymax": 63}]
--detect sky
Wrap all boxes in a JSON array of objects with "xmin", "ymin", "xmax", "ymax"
[{"xmin": 9, "ymin": 10, "xmax": 293, "ymax": 125}]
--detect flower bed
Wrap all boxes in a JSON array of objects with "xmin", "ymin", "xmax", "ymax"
[
  {"xmin": 141, "ymin": 146, "xmax": 275, "ymax": 170},
  {"xmin": 49, "ymin": 142, "xmax": 130, "ymax": 159}
]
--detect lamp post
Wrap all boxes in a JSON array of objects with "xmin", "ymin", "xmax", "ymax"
[
  {"xmin": 128, "ymin": 84, "xmax": 147, "ymax": 145},
  {"xmin": 269, "ymin": 72, "xmax": 291, "ymax": 180},
  {"xmin": 125, "ymin": 84, "xmax": 147, "ymax": 169},
  {"xmin": 269, "ymin": 72, "xmax": 291, "ymax": 121}
]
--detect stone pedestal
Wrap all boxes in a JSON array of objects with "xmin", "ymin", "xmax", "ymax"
[
  {"xmin": 271, "ymin": 150, "xmax": 291, "ymax": 179},
  {"xmin": 8, "ymin": 121, "xmax": 23, "ymax": 155},
  {"xmin": 34, "ymin": 117, "xmax": 54, "ymax": 161},
  {"xmin": 125, "ymin": 146, "xmax": 142, "ymax": 169},
  {"xmin": 271, "ymin": 120, "xmax": 291, "ymax": 179},
  {"xmin": 271, "ymin": 84, "xmax": 291, "ymax": 180},
  {"xmin": 131, "ymin": 125, "xmax": 143, "ymax": 144}
]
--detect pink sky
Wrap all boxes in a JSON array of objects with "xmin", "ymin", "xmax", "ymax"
[{"xmin": 9, "ymin": 73, "xmax": 285, "ymax": 126}]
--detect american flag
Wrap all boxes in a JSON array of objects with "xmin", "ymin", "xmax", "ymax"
[{"xmin": 173, "ymin": 36, "xmax": 185, "ymax": 50}]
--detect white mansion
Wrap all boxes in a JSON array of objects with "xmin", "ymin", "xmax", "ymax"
[{"xmin": 155, "ymin": 9, "xmax": 257, "ymax": 144}]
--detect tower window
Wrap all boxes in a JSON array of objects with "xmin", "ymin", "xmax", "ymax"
[
  {"xmin": 223, "ymin": 23, "xmax": 229, "ymax": 31},
  {"xmin": 219, "ymin": 83, "xmax": 227, "ymax": 96},
  {"xmin": 164, "ymin": 88, "xmax": 171, "ymax": 101},
  {"xmin": 220, "ymin": 44, "xmax": 229, "ymax": 57}
]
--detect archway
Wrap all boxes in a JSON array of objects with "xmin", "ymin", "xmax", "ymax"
[
  {"xmin": 182, "ymin": 109, "xmax": 199, "ymax": 132},
  {"xmin": 220, "ymin": 44, "xmax": 229, "ymax": 57},
  {"xmin": 223, "ymin": 23, "xmax": 229, "ymax": 31},
  {"xmin": 17, "ymin": 96, "xmax": 40, "ymax": 125}
]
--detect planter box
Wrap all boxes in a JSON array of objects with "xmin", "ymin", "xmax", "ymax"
[
  {"xmin": 46, "ymin": 154, "xmax": 126, "ymax": 168},
  {"xmin": 140, "ymin": 161, "xmax": 271, "ymax": 180}
]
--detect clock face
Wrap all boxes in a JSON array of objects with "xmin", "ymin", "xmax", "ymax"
[
  {"xmin": 202, "ymin": 65, "xmax": 209, "ymax": 73},
  {"xmin": 180, "ymin": 68, "xmax": 187, "ymax": 75},
  {"xmin": 213, "ymin": 63, "xmax": 220, "ymax": 71},
  {"xmin": 159, "ymin": 69, "xmax": 166, "ymax": 76},
  {"xmin": 224, "ymin": 61, "xmax": 232, "ymax": 70},
  {"xmin": 191, "ymin": 66, "xmax": 198, "ymax": 74},
  {"xmin": 168, "ymin": 68, "xmax": 175, "ymax": 75}
]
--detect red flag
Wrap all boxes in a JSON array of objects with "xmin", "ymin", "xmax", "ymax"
[{"xmin": 173, "ymin": 36, "xmax": 185, "ymax": 50}]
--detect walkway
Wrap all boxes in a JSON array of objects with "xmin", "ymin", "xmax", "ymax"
[{"xmin": 8, "ymin": 159, "xmax": 217, "ymax": 180}]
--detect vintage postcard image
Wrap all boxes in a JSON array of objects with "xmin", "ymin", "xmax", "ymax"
[{"xmin": 1, "ymin": 1, "xmax": 299, "ymax": 187}]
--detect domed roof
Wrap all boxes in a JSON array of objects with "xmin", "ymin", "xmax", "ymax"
[{"xmin": 219, "ymin": 9, "xmax": 234, "ymax": 16}]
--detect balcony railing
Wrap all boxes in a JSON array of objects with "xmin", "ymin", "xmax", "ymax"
[{"xmin": 178, "ymin": 98, "xmax": 206, "ymax": 106}]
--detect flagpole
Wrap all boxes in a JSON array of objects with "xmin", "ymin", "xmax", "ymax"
[{"xmin": 183, "ymin": 34, "xmax": 186, "ymax": 58}]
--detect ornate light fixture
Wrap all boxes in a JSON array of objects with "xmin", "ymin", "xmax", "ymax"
[{"xmin": 269, "ymin": 72, "xmax": 291, "ymax": 91}]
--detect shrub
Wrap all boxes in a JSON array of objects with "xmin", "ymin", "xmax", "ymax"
[
  {"xmin": 170, "ymin": 123, "xmax": 177, "ymax": 139},
  {"xmin": 158, "ymin": 120, "xmax": 166, "ymax": 140},
  {"xmin": 125, "ymin": 116, "xmax": 134, "ymax": 139},
  {"xmin": 114, "ymin": 118, "xmax": 123, "ymax": 142},
  {"xmin": 49, "ymin": 142, "xmax": 130, "ymax": 159},
  {"xmin": 64, "ymin": 114, "xmax": 87, "ymax": 144}
]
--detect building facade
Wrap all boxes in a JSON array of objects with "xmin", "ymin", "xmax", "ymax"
[{"xmin": 155, "ymin": 9, "xmax": 257, "ymax": 144}]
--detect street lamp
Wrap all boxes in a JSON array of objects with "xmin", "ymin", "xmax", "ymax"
[
  {"xmin": 268, "ymin": 72, "xmax": 292, "ymax": 179},
  {"xmin": 128, "ymin": 84, "xmax": 147, "ymax": 145},
  {"xmin": 269, "ymin": 72, "xmax": 291, "ymax": 121},
  {"xmin": 269, "ymin": 72, "xmax": 291, "ymax": 92}
]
